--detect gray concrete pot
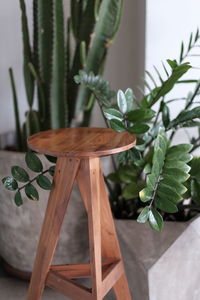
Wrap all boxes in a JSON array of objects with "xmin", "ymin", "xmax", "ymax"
[
  {"xmin": 0, "ymin": 150, "xmax": 89, "ymax": 274},
  {"xmin": 115, "ymin": 217, "xmax": 200, "ymax": 300}
]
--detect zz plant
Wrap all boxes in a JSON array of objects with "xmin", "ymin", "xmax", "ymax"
[{"xmin": 3, "ymin": 29, "xmax": 200, "ymax": 232}]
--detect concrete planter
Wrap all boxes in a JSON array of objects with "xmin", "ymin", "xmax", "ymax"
[
  {"xmin": 115, "ymin": 217, "xmax": 200, "ymax": 300},
  {"xmin": 0, "ymin": 150, "xmax": 89, "ymax": 274}
]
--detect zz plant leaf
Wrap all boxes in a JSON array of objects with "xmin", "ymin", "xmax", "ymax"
[
  {"xmin": 25, "ymin": 183, "xmax": 39, "ymax": 201},
  {"xmin": 25, "ymin": 151, "xmax": 43, "ymax": 172},
  {"xmin": 11, "ymin": 166, "xmax": 29, "ymax": 182},
  {"xmin": 2, "ymin": 177, "xmax": 18, "ymax": 191},
  {"xmin": 36, "ymin": 174, "xmax": 52, "ymax": 190},
  {"xmin": 138, "ymin": 127, "xmax": 193, "ymax": 231}
]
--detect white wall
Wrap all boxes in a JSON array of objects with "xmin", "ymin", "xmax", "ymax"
[
  {"xmin": 0, "ymin": 0, "xmax": 146, "ymax": 134},
  {"xmin": 146, "ymin": 0, "xmax": 200, "ymax": 144}
]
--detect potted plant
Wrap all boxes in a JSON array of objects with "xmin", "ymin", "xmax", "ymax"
[
  {"xmin": 74, "ymin": 29, "xmax": 200, "ymax": 299},
  {"xmin": 0, "ymin": 0, "xmax": 123, "ymax": 277}
]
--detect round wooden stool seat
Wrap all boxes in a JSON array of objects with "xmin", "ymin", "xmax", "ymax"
[{"xmin": 28, "ymin": 127, "xmax": 136, "ymax": 157}]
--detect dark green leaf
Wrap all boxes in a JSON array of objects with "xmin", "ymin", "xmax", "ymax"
[
  {"xmin": 167, "ymin": 59, "xmax": 178, "ymax": 69},
  {"xmin": 137, "ymin": 207, "xmax": 150, "ymax": 223},
  {"xmin": 11, "ymin": 166, "xmax": 29, "ymax": 182},
  {"xmin": 155, "ymin": 198, "xmax": 178, "ymax": 213},
  {"xmin": 122, "ymin": 182, "xmax": 139, "ymax": 199},
  {"xmin": 25, "ymin": 183, "xmax": 39, "ymax": 201},
  {"xmin": 36, "ymin": 175, "xmax": 52, "ymax": 190},
  {"xmin": 45, "ymin": 155, "xmax": 57, "ymax": 163},
  {"xmin": 2, "ymin": 177, "xmax": 18, "ymax": 191},
  {"xmin": 110, "ymin": 119, "xmax": 126, "ymax": 132},
  {"xmin": 148, "ymin": 208, "xmax": 163, "ymax": 232},
  {"xmin": 128, "ymin": 108, "xmax": 155, "ymax": 122},
  {"xmin": 107, "ymin": 172, "xmax": 121, "ymax": 183},
  {"xmin": 129, "ymin": 124, "xmax": 149, "ymax": 134},
  {"xmin": 162, "ymin": 103, "xmax": 170, "ymax": 128},
  {"xmin": 14, "ymin": 191, "xmax": 23, "ymax": 206},
  {"xmin": 25, "ymin": 151, "xmax": 43, "ymax": 172}
]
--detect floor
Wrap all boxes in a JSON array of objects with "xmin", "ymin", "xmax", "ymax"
[{"xmin": 0, "ymin": 260, "xmax": 115, "ymax": 300}]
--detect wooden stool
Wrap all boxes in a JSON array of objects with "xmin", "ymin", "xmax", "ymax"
[{"xmin": 27, "ymin": 127, "xmax": 136, "ymax": 300}]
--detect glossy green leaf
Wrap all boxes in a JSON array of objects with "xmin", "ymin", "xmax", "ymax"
[
  {"xmin": 110, "ymin": 119, "xmax": 126, "ymax": 132},
  {"xmin": 155, "ymin": 198, "xmax": 178, "ymax": 213},
  {"xmin": 14, "ymin": 191, "xmax": 23, "ymax": 206},
  {"xmin": 128, "ymin": 108, "xmax": 155, "ymax": 122},
  {"xmin": 163, "ymin": 168, "xmax": 190, "ymax": 182},
  {"xmin": 146, "ymin": 174, "xmax": 157, "ymax": 192},
  {"xmin": 164, "ymin": 161, "xmax": 190, "ymax": 173},
  {"xmin": 25, "ymin": 183, "xmax": 39, "ymax": 201},
  {"xmin": 122, "ymin": 182, "xmax": 139, "ymax": 199},
  {"xmin": 129, "ymin": 123, "xmax": 149, "ymax": 134},
  {"xmin": 149, "ymin": 208, "xmax": 163, "ymax": 232},
  {"xmin": 117, "ymin": 90, "xmax": 127, "ymax": 114},
  {"xmin": 25, "ymin": 151, "xmax": 43, "ymax": 172},
  {"xmin": 103, "ymin": 108, "xmax": 123, "ymax": 121},
  {"xmin": 125, "ymin": 88, "xmax": 134, "ymax": 112},
  {"xmin": 161, "ymin": 175, "xmax": 187, "ymax": 195},
  {"xmin": 157, "ymin": 183, "xmax": 183, "ymax": 203},
  {"xmin": 137, "ymin": 207, "xmax": 150, "ymax": 223},
  {"xmin": 11, "ymin": 166, "xmax": 29, "ymax": 182},
  {"xmin": 139, "ymin": 187, "xmax": 152, "ymax": 202},
  {"xmin": 2, "ymin": 177, "xmax": 18, "ymax": 191},
  {"xmin": 167, "ymin": 144, "xmax": 193, "ymax": 155},
  {"xmin": 36, "ymin": 175, "xmax": 52, "ymax": 190}
]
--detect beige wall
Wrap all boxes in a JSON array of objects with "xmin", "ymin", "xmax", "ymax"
[{"xmin": 0, "ymin": 0, "xmax": 146, "ymax": 133}]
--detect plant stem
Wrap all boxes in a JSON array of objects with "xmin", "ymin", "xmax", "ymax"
[{"xmin": 18, "ymin": 169, "xmax": 49, "ymax": 192}]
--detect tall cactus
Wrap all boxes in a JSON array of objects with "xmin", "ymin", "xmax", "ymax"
[
  {"xmin": 9, "ymin": 0, "xmax": 123, "ymax": 150},
  {"xmin": 50, "ymin": 0, "xmax": 66, "ymax": 129}
]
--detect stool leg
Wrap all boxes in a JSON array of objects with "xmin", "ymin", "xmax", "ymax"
[
  {"xmin": 27, "ymin": 157, "xmax": 80, "ymax": 300},
  {"xmin": 99, "ymin": 170, "xmax": 132, "ymax": 300},
  {"xmin": 77, "ymin": 158, "xmax": 102, "ymax": 300}
]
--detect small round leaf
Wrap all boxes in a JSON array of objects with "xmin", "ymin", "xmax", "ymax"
[
  {"xmin": 14, "ymin": 191, "xmax": 23, "ymax": 206},
  {"xmin": 25, "ymin": 151, "xmax": 43, "ymax": 172},
  {"xmin": 36, "ymin": 175, "xmax": 52, "ymax": 190},
  {"xmin": 2, "ymin": 177, "xmax": 18, "ymax": 191},
  {"xmin": 25, "ymin": 184, "xmax": 39, "ymax": 201},
  {"xmin": 11, "ymin": 166, "xmax": 29, "ymax": 182}
]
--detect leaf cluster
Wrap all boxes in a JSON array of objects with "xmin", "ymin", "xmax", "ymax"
[{"xmin": 2, "ymin": 152, "xmax": 55, "ymax": 206}]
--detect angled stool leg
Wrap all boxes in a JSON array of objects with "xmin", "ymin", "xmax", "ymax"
[
  {"xmin": 99, "ymin": 170, "xmax": 132, "ymax": 300},
  {"xmin": 27, "ymin": 157, "xmax": 80, "ymax": 300},
  {"xmin": 77, "ymin": 158, "xmax": 102, "ymax": 300}
]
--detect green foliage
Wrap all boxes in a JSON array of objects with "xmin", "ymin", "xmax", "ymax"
[
  {"xmin": 74, "ymin": 30, "xmax": 200, "ymax": 230},
  {"xmin": 9, "ymin": 0, "xmax": 123, "ymax": 150},
  {"xmin": 3, "ymin": 151, "xmax": 54, "ymax": 205}
]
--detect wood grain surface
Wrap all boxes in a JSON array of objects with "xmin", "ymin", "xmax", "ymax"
[{"xmin": 27, "ymin": 127, "xmax": 136, "ymax": 157}]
